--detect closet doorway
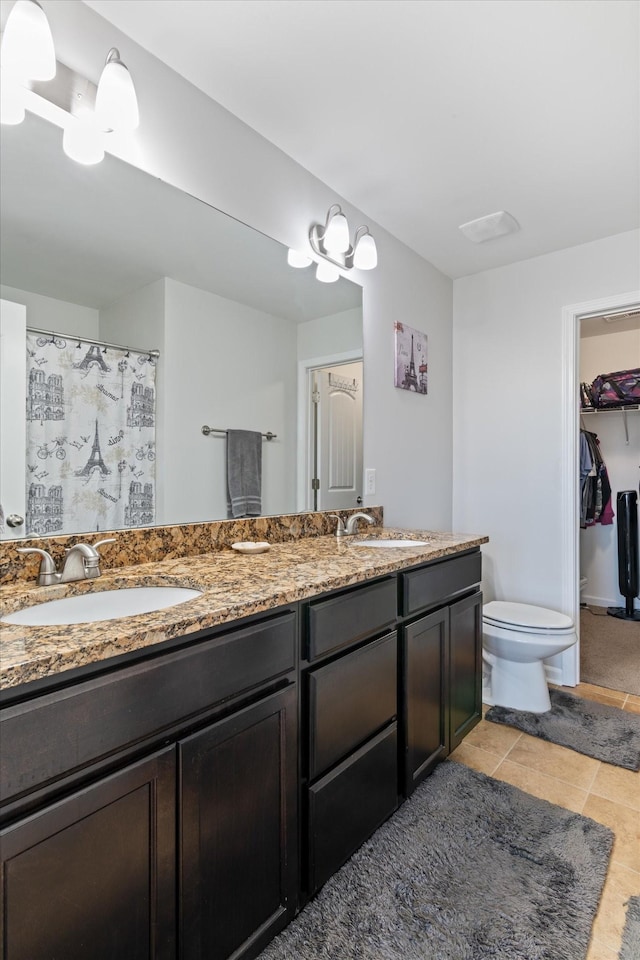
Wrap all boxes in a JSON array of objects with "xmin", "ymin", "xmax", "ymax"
[{"xmin": 560, "ymin": 292, "xmax": 640, "ymax": 690}]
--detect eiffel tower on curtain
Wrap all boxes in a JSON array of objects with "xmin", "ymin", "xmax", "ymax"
[
  {"xmin": 75, "ymin": 344, "xmax": 110, "ymax": 372},
  {"xmin": 76, "ymin": 420, "xmax": 111, "ymax": 476}
]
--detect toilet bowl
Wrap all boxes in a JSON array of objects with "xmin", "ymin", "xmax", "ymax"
[{"xmin": 482, "ymin": 601, "xmax": 577, "ymax": 713}]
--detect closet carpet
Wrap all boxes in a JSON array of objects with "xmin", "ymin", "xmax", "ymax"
[{"xmin": 580, "ymin": 606, "xmax": 640, "ymax": 697}]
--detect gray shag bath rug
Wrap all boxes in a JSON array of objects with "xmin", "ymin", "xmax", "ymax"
[
  {"xmin": 486, "ymin": 688, "xmax": 640, "ymax": 771},
  {"xmin": 258, "ymin": 761, "xmax": 613, "ymax": 960},
  {"xmin": 620, "ymin": 896, "xmax": 640, "ymax": 960}
]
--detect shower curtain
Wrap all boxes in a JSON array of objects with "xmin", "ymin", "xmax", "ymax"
[{"xmin": 25, "ymin": 333, "xmax": 156, "ymax": 535}]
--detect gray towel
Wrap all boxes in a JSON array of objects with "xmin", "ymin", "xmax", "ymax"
[{"xmin": 226, "ymin": 429, "xmax": 262, "ymax": 518}]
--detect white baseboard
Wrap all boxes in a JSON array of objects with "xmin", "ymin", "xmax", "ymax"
[{"xmin": 582, "ymin": 593, "xmax": 639, "ymax": 610}]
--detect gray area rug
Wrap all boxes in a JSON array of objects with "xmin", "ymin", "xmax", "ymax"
[
  {"xmin": 580, "ymin": 606, "xmax": 640, "ymax": 697},
  {"xmin": 258, "ymin": 761, "xmax": 613, "ymax": 960},
  {"xmin": 486, "ymin": 688, "xmax": 640, "ymax": 771},
  {"xmin": 620, "ymin": 896, "xmax": 640, "ymax": 960}
]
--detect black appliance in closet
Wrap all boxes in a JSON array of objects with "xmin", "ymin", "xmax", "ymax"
[{"xmin": 607, "ymin": 489, "xmax": 640, "ymax": 622}]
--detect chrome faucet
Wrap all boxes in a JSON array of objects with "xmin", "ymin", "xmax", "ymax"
[
  {"xmin": 18, "ymin": 539, "xmax": 116, "ymax": 586},
  {"xmin": 330, "ymin": 512, "xmax": 376, "ymax": 539}
]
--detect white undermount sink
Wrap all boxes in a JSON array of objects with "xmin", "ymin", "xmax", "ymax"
[
  {"xmin": 1, "ymin": 586, "xmax": 202, "ymax": 626},
  {"xmin": 350, "ymin": 538, "xmax": 431, "ymax": 548}
]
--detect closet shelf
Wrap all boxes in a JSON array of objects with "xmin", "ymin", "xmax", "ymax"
[{"xmin": 581, "ymin": 405, "xmax": 638, "ymax": 444}]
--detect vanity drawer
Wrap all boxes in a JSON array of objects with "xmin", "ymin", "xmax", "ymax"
[
  {"xmin": 0, "ymin": 610, "xmax": 296, "ymax": 806},
  {"xmin": 308, "ymin": 632, "xmax": 397, "ymax": 780},
  {"xmin": 400, "ymin": 551, "xmax": 481, "ymax": 617},
  {"xmin": 306, "ymin": 577, "xmax": 397, "ymax": 661},
  {"xmin": 308, "ymin": 723, "xmax": 397, "ymax": 894}
]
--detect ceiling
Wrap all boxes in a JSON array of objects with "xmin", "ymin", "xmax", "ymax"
[{"xmin": 82, "ymin": 0, "xmax": 639, "ymax": 279}]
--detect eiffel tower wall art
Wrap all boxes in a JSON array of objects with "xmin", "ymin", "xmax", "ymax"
[
  {"xmin": 25, "ymin": 334, "xmax": 157, "ymax": 535},
  {"xmin": 394, "ymin": 322, "xmax": 428, "ymax": 395}
]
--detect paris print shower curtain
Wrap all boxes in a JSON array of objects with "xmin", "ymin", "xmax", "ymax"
[{"xmin": 25, "ymin": 333, "xmax": 156, "ymax": 536}]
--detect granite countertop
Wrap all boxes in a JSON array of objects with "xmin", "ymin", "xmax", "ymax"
[{"xmin": 0, "ymin": 528, "xmax": 488, "ymax": 690}]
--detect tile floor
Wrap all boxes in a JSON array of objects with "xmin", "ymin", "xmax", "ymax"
[{"xmin": 449, "ymin": 681, "xmax": 640, "ymax": 960}]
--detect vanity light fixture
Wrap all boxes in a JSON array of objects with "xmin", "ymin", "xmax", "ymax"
[
  {"xmin": 0, "ymin": 0, "xmax": 56, "ymax": 83},
  {"xmin": 315, "ymin": 260, "xmax": 340, "ymax": 283},
  {"xmin": 309, "ymin": 203, "xmax": 378, "ymax": 272},
  {"xmin": 287, "ymin": 248, "xmax": 312, "ymax": 269},
  {"xmin": 95, "ymin": 48, "xmax": 139, "ymax": 133},
  {"xmin": 0, "ymin": 0, "xmax": 56, "ymax": 125}
]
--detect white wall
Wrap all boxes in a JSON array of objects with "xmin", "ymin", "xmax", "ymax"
[
  {"xmin": 297, "ymin": 308, "xmax": 363, "ymax": 363},
  {"xmin": 162, "ymin": 278, "xmax": 297, "ymax": 522},
  {"xmin": 0, "ymin": 284, "xmax": 99, "ymax": 338},
  {"xmin": 579, "ymin": 327, "xmax": 640, "ymax": 608},
  {"xmin": 453, "ymin": 230, "xmax": 640, "ymax": 614},
  {"xmin": 40, "ymin": 0, "xmax": 454, "ymax": 532}
]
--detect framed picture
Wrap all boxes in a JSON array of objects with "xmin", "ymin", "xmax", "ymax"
[{"xmin": 394, "ymin": 322, "xmax": 428, "ymax": 394}]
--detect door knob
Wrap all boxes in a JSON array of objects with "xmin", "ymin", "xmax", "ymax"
[{"xmin": 6, "ymin": 514, "xmax": 24, "ymax": 528}]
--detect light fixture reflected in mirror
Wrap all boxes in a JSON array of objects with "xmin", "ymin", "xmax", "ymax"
[
  {"xmin": 0, "ymin": 74, "xmax": 26, "ymax": 124},
  {"xmin": 0, "ymin": 0, "xmax": 56, "ymax": 83},
  {"xmin": 62, "ymin": 114, "xmax": 105, "ymax": 165},
  {"xmin": 287, "ymin": 248, "xmax": 312, "ymax": 268},
  {"xmin": 316, "ymin": 260, "xmax": 340, "ymax": 283}
]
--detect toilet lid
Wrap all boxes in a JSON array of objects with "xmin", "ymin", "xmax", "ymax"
[{"xmin": 483, "ymin": 601, "xmax": 574, "ymax": 632}]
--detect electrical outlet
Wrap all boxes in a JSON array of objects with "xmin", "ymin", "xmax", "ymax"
[{"xmin": 365, "ymin": 468, "xmax": 376, "ymax": 495}]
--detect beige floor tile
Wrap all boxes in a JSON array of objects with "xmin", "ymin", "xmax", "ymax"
[
  {"xmin": 449, "ymin": 741, "xmax": 501, "ymax": 776},
  {"xmin": 572, "ymin": 682, "xmax": 627, "ymax": 703},
  {"xmin": 586, "ymin": 937, "xmax": 620, "ymax": 960},
  {"xmin": 623, "ymin": 700, "xmax": 640, "ymax": 715},
  {"xmin": 506, "ymin": 733, "xmax": 600, "ymax": 790},
  {"xmin": 627, "ymin": 694, "xmax": 640, "ymax": 706},
  {"xmin": 591, "ymin": 764, "xmax": 640, "ymax": 812},
  {"xmin": 585, "ymin": 692, "xmax": 630, "ymax": 708},
  {"xmin": 590, "ymin": 861, "xmax": 640, "ymax": 953},
  {"xmin": 583, "ymin": 794, "xmax": 640, "ymax": 873},
  {"xmin": 463, "ymin": 718, "xmax": 522, "ymax": 759},
  {"xmin": 491, "ymin": 759, "xmax": 587, "ymax": 813}
]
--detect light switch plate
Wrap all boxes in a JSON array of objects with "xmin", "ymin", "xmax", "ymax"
[{"xmin": 365, "ymin": 468, "xmax": 376, "ymax": 495}]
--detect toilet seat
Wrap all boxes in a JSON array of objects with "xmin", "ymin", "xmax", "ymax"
[{"xmin": 483, "ymin": 601, "xmax": 574, "ymax": 635}]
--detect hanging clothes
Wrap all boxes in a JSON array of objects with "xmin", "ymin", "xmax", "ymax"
[{"xmin": 580, "ymin": 429, "xmax": 614, "ymax": 528}]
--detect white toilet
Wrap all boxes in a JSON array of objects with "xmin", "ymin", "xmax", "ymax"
[{"xmin": 482, "ymin": 601, "xmax": 577, "ymax": 713}]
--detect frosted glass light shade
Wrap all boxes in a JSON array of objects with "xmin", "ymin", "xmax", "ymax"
[
  {"xmin": 316, "ymin": 260, "xmax": 340, "ymax": 283},
  {"xmin": 287, "ymin": 248, "xmax": 312, "ymax": 268},
  {"xmin": 63, "ymin": 116, "xmax": 105, "ymax": 165},
  {"xmin": 0, "ymin": 0, "xmax": 56, "ymax": 81},
  {"xmin": 0, "ymin": 74, "xmax": 26, "ymax": 124},
  {"xmin": 323, "ymin": 210, "xmax": 350, "ymax": 254},
  {"xmin": 353, "ymin": 232, "xmax": 378, "ymax": 270},
  {"xmin": 95, "ymin": 49, "xmax": 139, "ymax": 133}
]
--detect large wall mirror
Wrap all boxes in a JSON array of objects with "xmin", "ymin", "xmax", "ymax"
[{"xmin": 0, "ymin": 113, "xmax": 363, "ymax": 540}]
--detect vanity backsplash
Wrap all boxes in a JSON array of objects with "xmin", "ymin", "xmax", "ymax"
[{"xmin": 0, "ymin": 507, "xmax": 384, "ymax": 585}]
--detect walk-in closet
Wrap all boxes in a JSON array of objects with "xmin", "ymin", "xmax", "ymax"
[{"xmin": 578, "ymin": 309, "xmax": 640, "ymax": 696}]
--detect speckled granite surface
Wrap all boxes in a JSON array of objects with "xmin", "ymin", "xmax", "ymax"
[
  {"xmin": 0, "ymin": 507, "xmax": 384, "ymax": 584},
  {"xmin": 0, "ymin": 528, "xmax": 487, "ymax": 690}
]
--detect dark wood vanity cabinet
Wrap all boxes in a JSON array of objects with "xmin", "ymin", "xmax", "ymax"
[
  {"xmin": 0, "ymin": 547, "xmax": 483, "ymax": 958},
  {"xmin": 0, "ymin": 748, "xmax": 176, "ymax": 960},
  {"xmin": 401, "ymin": 553, "xmax": 483, "ymax": 794},
  {"xmin": 0, "ymin": 610, "xmax": 298, "ymax": 960},
  {"xmin": 180, "ymin": 685, "xmax": 297, "ymax": 960},
  {"xmin": 302, "ymin": 578, "xmax": 399, "ymax": 895}
]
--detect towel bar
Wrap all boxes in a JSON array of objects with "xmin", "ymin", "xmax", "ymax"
[{"xmin": 201, "ymin": 426, "xmax": 277, "ymax": 441}]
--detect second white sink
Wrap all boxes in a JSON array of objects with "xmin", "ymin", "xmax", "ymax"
[
  {"xmin": 350, "ymin": 539, "xmax": 431, "ymax": 548},
  {"xmin": 1, "ymin": 586, "xmax": 202, "ymax": 626}
]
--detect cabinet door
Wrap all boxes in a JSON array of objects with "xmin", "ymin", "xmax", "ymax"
[
  {"xmin": 180, "ymin": 684, "xmax": 297, "ymax": 960},
  {"xmin": 449, "ymin": 591, "xmax": 483, "ymax": 750},
  {"xmin": 1, "ymin": 748, "xmax": 175, "ymax": 960},
  {"xmin": 402, "ymin": 607, "xmax": 449, "ymax": 795}
]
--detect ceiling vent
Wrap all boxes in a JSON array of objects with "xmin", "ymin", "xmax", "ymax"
[{"xmin": 458, "ymin": 211, "xmax": 520, "ymax": 243}]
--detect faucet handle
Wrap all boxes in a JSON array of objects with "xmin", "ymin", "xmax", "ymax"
[
  {"xmin": 328, "ymin": 514, "xmax": 347, "ymax": 536},
  {"xmin": 17, "ymin": 547, "xmax": 60, "ymax": 585},
  {"xmin": 93, "ymin": 538, "xmax": 116, "ymax": 553}
]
